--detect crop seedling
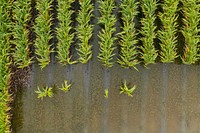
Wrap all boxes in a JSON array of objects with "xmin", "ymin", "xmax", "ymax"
[
  {"xmin": 140, "ymin": 0, "xmax": 158, "ymax": 65},
  {"xmin": 76, "ymin": 0, "xmax": 93, "ymax": 64},
  {"xmin": 158, "ymin": 0, "xmax": 179, "ymax": 63},
  {"xmin": 120, "ymin": 81, "xmax": 136, "ymax": 97},
  {"xmin": 104, "ymin": 89, "xmax": 108, "ymax": 99},
  {"xmin": 11, "ymin": 0, "xmax": 32, "ymax": 68},
  {"xmin": 34, "ymin": 0, "xmax": 53, "ymax": 69},
  {"xmin": 97, "ymin": 0, "xmax": 117, "ymax": 68},
  {"xmin": 56, "ymin": 0, "xmax": 77, "ymax": 65},
  {"xmin": 58, "ymin": 80, "xmax": 72, "ymax": 93},
  {"xmin": 35, "ymin": 86, "xmax": 53, "ymax": 99},
  {"xmin": 118, "ymin": 0, "xmax": 139, "ymax": 69},
  {"xmin": 181, "ymin": 0, "xmax": 200, "ymax": 64}
]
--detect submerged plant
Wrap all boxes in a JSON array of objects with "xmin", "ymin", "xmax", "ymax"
[
  {"xmin": 120, "ymin": 81, "xmax": 136, "ymax": 97},
  {"xmin": 56, "ymin": 0, "xmax": 77, "ymax": 65},
  {"xmin": 158, "ymin": 0, "xmax": 179, "ymax": 63},
  {"xmin": 58, "ymin": 80, "xmax": 72, "ymax": 93},
  {"xmin": 34, "ymin": 0, "xmax": 53, "ymax": 69},
  {"xmin": 140, "ymin": 0, "xmax": 158, "ymax": 65},
  {"xmin": 181, "ymin": 0, "xmax": 200, "ymax": 64},
  {"xmin": 11, "ymin": 0, "xmax": 32, "ymax": 68},
  {"xmin": 76, "ymin": 0, "xmax": 93, "ymax": 64},
  {"xmin": 104, "ymin": 89, "xmax": 108, "ymax": 99},
  {"xmin": 118, "ymin": 0, "xmax": 139, "ymax": 69},
  {"xmin": 35, "ymin": 86, "xmax": 53, "ymax": 99},
  {"xmin": 98, "ymin": 0, "xmax": 117, "ymax": 68}
]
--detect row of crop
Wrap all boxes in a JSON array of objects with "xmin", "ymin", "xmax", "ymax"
[
  {"xmin": 0, "ymin": 1, "xmax": 12, "ymax": 132},
  {"xmin": 9, "ymin": 0, "xmax": 200, "ymax": 69},
  {"xmin": 181, "ymin": 0, "xmax": 200, "ymax": 64},
  {"xmin": 117, "ymin": 0, "xmax": 139, "ymax": 69},
  {"xmin": 11, "ymin": 0, "xmax": 32, "ymax": 68}
]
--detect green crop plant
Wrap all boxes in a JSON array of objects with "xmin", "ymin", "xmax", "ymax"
[
  {"xmin": 58, "ymin": 80, "xmax": 72, "ymax": 93},
  {"xmin": 34, "ymin": 0, "xmax": 53, "ymax": 69},
  {"xmin": 0, "ymin": 1, "xmax": 12, "ymax": 132},
  {"xmin": 181, "ymin": 0, "xmax": 200, "ymax": 64},
  {"xmin": 76, "ymin": 0, "xmax": 93, "ymax": 64},
  {"xmin": 140, "ymin": 0, "xmax": 158, "ymax": 65},
  {"xmin": 117, "ymin": 0, "xmax": 139, "ymax": 69},
  {"xmin": 158, "ymin": 0, "xmax": 179, "ymax": 63},
  {"xmin": 35, "ymin": 86, "xmax": 53, "ymax": 99},
  {"xmin": 11, "ymin": 0, "xmax": 32, "ymax": 68},
  {"xmin": 120, "ymin": 81, "xmax": 136, "ymax": 97},
  {"xmin": 97, "ymin": 0, "xmax": 117, "ymax": 68},
  {"xmin": 104, "ymin": 89, "xmax": 108, "ymax": 99},
  {"xmin": 56, "ymin": 0, "xmax": 77, "ymax": 65}
]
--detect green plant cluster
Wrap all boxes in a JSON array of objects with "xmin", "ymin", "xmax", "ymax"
[
  {"xmin": 181, "ymin": 0, "xmax": 200, "ymax": 64},
  {"xmin": 104, "ymin": 89, "xmax": 108, "ymax": 98},
  {"xmin": 98, "ymin": 0, "xmax": 117, "ymax": 68},
  {"xmin": 34, "ymin": 0, "xmax": 53, "ymax": 69},
  {"xmin": 58, "ymin": 80, "xmax": 71, "ymax": 93},
  {"xmin": 0, "ymin": 1, "xmax": 11, "ymax": 132},
  {"xmin": 76, "ymin": 0, "xmax": 93, "ymax": 64},
  {"xmin": 56, "ymin": 0, "xmax": 77, "ymax": 65},
  {"xmin": 158, "ymin": 0, "xmax": 179, "ymax": 63},
  {"xmin": 140, "ymin": 0, "xmax": 158, "ymax": 65},
  {"xmin": 120, "ymin": 81, "xmax": 136, "ymax": 97},
  {"xmin": 35, "ymin": 80, "xmax": 72, "ymax": 99},
  {"xmin": 35, "ymin": 86, "xmax": 53, "ymax": 99},
  {"xmin": 11, "ymin": 0, "xmax": 32, "ymax": 68},
  {"xmin": 118, "ymin": 0, "xmax": 139, "ymax": 69}
]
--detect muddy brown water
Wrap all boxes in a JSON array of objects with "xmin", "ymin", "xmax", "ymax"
[{"xmin": 11, "ymin": 62, "xmax": 200, "ymax": 133}]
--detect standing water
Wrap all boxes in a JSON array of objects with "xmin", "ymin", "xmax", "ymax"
[{"xmin": 11, "ymin": 63, "xmax": 200, "ymax": 133}]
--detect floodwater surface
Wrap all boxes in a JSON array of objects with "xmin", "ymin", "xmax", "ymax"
[{"xmin": 11, "ymin": 63, "xmax": 200, "ymax": 133}]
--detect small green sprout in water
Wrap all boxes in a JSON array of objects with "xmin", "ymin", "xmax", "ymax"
[
  {"xmin": 104, "ymin": 89, "xmax": 108, "ymax": 99},
  {"xmin": 120, "ymin": 81, "xmax": 136, "ymax": 97},
  {"xmin": 35, "ymin": 86, "xmax": 53, "ymax": 99},
  {"xmin": 59, "ymin": 80, "xmax": 72, "ymax": 93}
]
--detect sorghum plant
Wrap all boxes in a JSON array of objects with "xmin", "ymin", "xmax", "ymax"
[
  {"xmin": 76, "ymin": 0, "xmax": 93, "ymax": 64},
  {"xmin": 158, "ymin": 0, "xmax": 179, "ymax": 62},
  {"xmin": 140, "ymin": 0, "xmax": 158, "ymax": 65},
  {"xmin": 11, "ymin": 0, "xmax": 32, "ymax": 68},
  {"xmin": 56, "ymin": 0, "xmax": 77, "ymax": 65},
  {"xmin": 0, "ymin": 1, "xmax": 11, "ymax": 132},
  {"xmin": 104, "ymin": 89, "xmax": 108, "ymax": 98},
  {"xmin": 58, "ymin": 80, "xmax": 72, "ymax": 93},
  {"xmin": 118, "ymin": 0, "xmax": 139, "ymax": 69},
  {"xmin": 181, "ymin": 0, "xmax": 200, "ymax": 64},
  {"xmin": 98, "ymin": 0, "xmax": 117, "ymax": 68},
  {"xmin": 34, "ymin": 0, "xmax": 53, "ymax": 69},
  {"xmin": 35, "ymin": 86, "xmax": 53, "ymax": 99},
  {"xmin": 120, "ymin": 81, "xmax": 136, "ymax": 97}
]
